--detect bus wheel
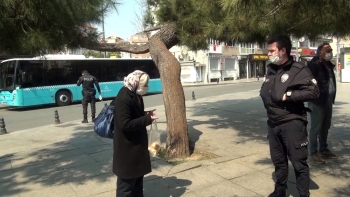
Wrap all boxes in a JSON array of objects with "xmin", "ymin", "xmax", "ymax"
[{"xmin": 56, "ymin": 91, "xmax": 71, "ymax": 106}]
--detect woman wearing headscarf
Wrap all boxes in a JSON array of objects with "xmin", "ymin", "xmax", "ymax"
[{"xmin": 113, "ymin": 70, "xmax": 157, "ymax": 197}]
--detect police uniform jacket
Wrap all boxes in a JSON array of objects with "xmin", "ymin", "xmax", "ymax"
[
  {"xmin": 260, "ymin": 57, "xmax": 320, "ymax": 124},
  {"xmin": 77, "ymin": 73, "xmax": 101, "ymax": 96},
  {"xmin": 112, "ymin": 86, "xmax": 153, "ymax": 179}
]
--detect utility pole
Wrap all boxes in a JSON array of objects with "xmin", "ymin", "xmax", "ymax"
[
  {"xmin": 336, "ymin": 36, "xmax": 340, "ymax": 76},
  {"xmin": 102, "ymin": 0, "xmax": 106, "ymax": 58}
]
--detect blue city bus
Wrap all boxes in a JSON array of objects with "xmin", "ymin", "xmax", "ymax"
[{"xmin": 0, "ymin": 55, "xmax": 162, "ymax": 107}]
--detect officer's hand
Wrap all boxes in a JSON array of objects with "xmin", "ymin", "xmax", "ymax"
[
  {"xmin": 282, "ymin": 93, "xmax": 287, "ymax": 101},
  {"xmin": 98, "ymin": 94, "xmax": 102, "ymax": 101}
]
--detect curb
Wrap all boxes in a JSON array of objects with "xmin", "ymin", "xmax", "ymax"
[
  {"xmin": 0, "ymin": 105, "xmax": 8, "ymax": 109},
  {"xmin": 182, "ymin": 80, "xmax": 261, "ymax": 87}
]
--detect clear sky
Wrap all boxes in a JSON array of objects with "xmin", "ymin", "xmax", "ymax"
[{"xmin": 97, "ymin": 0, "xmax": 142, "ymax": 41}]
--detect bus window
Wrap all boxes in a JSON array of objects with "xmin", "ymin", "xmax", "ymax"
[
  {"xmin": 0, "ymin": 60, "xmax": 17, "ymax": 91},
  {"xmin": 102, "ymin": 60, "xmax": 122, "ymax": 82},
  {"xmin": 72, "ymin": 60, "xmax": 101, "ymax": 82},
  {"xmin": 17, "ymin": 60, "xmax": 45, "ymax": 88},
  {"xmin": 46, "ymin": 60, "xmax": 76, "ymax": 85}
]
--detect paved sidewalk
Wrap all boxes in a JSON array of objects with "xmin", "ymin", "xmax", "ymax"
[{"xmin": 0, "ymin": 83, "xmax": 350, "ymax": 196}]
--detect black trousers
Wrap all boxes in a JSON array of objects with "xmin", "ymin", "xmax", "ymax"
[
  {"xmin": 268, "ymin": 119, "xmax": 310, "ymax": 196},
  {"xmin": 82, "ymin": 93, "xmax": 96, "ymax": 118},
  {"xmin": 117, "ymin": 176, "xmax": 144, "ymax": 197}
]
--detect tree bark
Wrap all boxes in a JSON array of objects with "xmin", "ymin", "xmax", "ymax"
[
  {"xmin": 84, "ymin": 23, "xmax": 190, "ymax": 159},
  {"xmin": 148, "ymin": 24, "xmax": 190, "ymax": 158},
  {"xmin": 149, "ymin": 37, "xmax": 190, "ymax": 159}
]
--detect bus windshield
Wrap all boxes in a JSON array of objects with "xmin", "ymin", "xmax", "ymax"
[{"xmin": 0, "ymin": 60, "xmax": 17, "ymax": 91}]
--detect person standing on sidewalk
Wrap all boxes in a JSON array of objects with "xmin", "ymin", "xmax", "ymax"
[
  {"xmin": 307, "ymin": 43, "xmax": 338, "ymax": 164},
  {"xmin": 260, "ymin": 35, "xmax": 320, "ymax": 197},
  {"xmin": 113, "ymin": 70, "xmax": 157, "ymax": 197},
  {"xmin": 77, "ymin": 70, "xmax": 101, "ymax": 123}
]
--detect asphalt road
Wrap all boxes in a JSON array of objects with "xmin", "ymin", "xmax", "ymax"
[{"xmin": 0, "ymin": 82, "xmax": 262, "ymax": 132}]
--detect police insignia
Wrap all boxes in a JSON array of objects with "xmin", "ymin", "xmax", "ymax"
[
  {"xmin": 311, "ymin": 79, "xmax": 317, "ymax": 85},
  {"xmin": 281, "ymin": 74, "xmax": 289, "ymax": 83}
]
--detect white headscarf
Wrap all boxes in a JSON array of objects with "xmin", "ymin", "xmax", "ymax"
[{"xmin": 123, "ymin": 70, "xmax": 149, "ymax": 92}]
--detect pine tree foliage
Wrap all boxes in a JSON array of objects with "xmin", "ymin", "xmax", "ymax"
[
  {"xmin": 146, "ymin": 0, "xmax": 350, "ymax": 50},
  {"xmin": 0, "ymin": 0, "xmax": 120, "ymax": 54}
]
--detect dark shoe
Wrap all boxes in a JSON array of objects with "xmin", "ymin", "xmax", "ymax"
[
  {"xmin": 268, "ymin": 187, "xmax": 286, "ymax": 197},
  {"xmin": 82, "ymin": 119, "xmax": 88, "ymax": 123},
  {"xmin": 311, "ymin": 153, "xmax": 326, "ymax": 164},
  {"xmin": 320, "ymin": 149, "xmax": 338, "ymax": 159},
  {"xmin": 300, "ymin": 195, "xmax": 309, "ymax": 197}
]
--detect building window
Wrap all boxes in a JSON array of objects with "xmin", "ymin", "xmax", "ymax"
[
  {"xmin": 310, "ymin": 40, "xmax": 323, "ymax": 48},
  {"xmin": 292, "ymin": 41, "xmax": 298, "ymax": 48},
  {"xmin": 258, "ymin": 43, "xmax": 267, "ymax": 49},
  {"xmin": 210, "ymin": 59, "xmax": 220, "ymax": 70},
  {"xmin": 240, "ymin": 43, "xmax": 254, "ymax": 54}
]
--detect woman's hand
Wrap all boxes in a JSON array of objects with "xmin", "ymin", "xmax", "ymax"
[{"xmin": 146, "ymin": 109, "xmax": 156, "ymax": 116}]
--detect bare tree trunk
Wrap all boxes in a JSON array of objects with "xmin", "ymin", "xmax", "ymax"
[
  {"xmin": 84, "ymin": 23, "xmax": 190, "ymax": 158},
  {"xmin": 149, "ymin": 38, "xmax": 190, "ymax": 159}
]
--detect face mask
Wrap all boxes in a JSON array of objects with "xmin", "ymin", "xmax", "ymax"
[
  {"xmin": 269, "ymin": 53, "xmax": 282, "ymax": 65},
  {"xmin": 324, "ymin": 53, "xmax": 333, "ymax": 61},
  {"xmin": 136, "ymin": 87, "xmax": 148, "ymax": 96}
]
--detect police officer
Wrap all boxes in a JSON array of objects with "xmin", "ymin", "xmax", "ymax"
[
  {"xmin": 77, "ymin": 70, "xmax": 101, "ymax": 123},
  {"xmin": 260, "ymin": 35, "xmax": 319, "ymax": 197}
]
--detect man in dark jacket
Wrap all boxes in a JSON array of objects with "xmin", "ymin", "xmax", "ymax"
[
  {"xmin": 307, "ymin": 43, "xmax": 338, "ymax": 164},
  {"xmin": 260, "ymin": 35, "xmax": 319, "ymax": 197},
  {"xmin": 113, "ymin": 70, "xmax": 157, "ymax": 197},
  {"xmin": 77, "ymin": 70, "xmax": 101, "ymax": 123}
]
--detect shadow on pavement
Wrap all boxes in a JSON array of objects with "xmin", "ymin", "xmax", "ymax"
[
  {"xmin": 0, "ymin": 122, "xmax": 190, "ymax": 196},
  {"xmin": 144, "ymin": 175, "xmax": 192, "ymax": 197},
  {"xmin": 186, "ymin": 91, "xmax": 350, "ymax": 196}
]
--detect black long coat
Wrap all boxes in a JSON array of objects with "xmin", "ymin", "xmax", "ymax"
[{"xmin": 112, "ymin": 87, "xmax": 152, "ymax": 179}]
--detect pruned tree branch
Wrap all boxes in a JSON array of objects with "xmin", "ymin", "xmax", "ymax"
[
  {"xmin": 88, "ymin": 41, "xmax": 150, "ymax": 54},
  {"xmin": 143, "ymin": 25, "xmax": 161, "ymax": 33},
  {"xmin": 84, "ymin": 23, "xmax": 179, "ymax": 54}
]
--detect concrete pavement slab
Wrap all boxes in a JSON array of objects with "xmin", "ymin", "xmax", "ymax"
[
  {"xmin": 232, "ymin": 152, "xmax": 272, "ymax": 170},
  {"xmin": 11, "ymin": 160, "xmax": 59, "ymax": 176},
  {"xmin": 231, "ymin": 171, "xmax": 275, "ymax": 196},
  {"xmin": 89, "ymin": 149, "xmax": 113, "ymax": 162},
  {"xmin": 143, "ymin": 176, "xmax": 191, "ymax": 197},
  {"xmin": 194, "ymin": 180, "xmax": 263, "ymax": 197},
  {"xmin": 54, "ymin": 154, "xmax": 97, "ymax": 170},
  {"xmin": 0, "ymin": 168, "xmax": 15, "ymax": 184},
  {"xmin": 48, "ymin": 149, "xmax": 87, "ymax": 161},
  {"xmin": 0, "ymin": 160, "xmax": 12, "ymax": 172},
  {"xmin": 206, "ymin": 159, "xmax": 257, "ymax": 180},
  {"xmin": 151, "ymin": 158, "xmax": 173, "ymax": 176},
  {"xmin": 167, "ymin": 167, "xmax": 226, "ymax": 191},
  {"xmin": 90, "ymin": 190, "xmax": 116, "ymax": 197},
  {"xmin": 68, "ymin": 173, "xmax": 116, "ymax": 197},
  {"xmin": 60, "ymin": 162, "xmax": 112, "ymax": 182},
  {"xmin": 19, "ymin": 183, "xmax": 76, "ymax": 197},
  {"xmin": 167, "ymin": 161, "xmax": 203, "ymax": 175},
  {"xmin": 80, "ymin": 144, "xmax": 112, "ymax": 154}
]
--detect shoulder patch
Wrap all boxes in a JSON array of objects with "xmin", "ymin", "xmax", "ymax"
[
  {"xmin": 311, "ymin": 79, "xmax": 317, "ymax": 85},
  {"xmin": 281, "ymin": 74, "xmax": 289, "ymax": 83}
]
